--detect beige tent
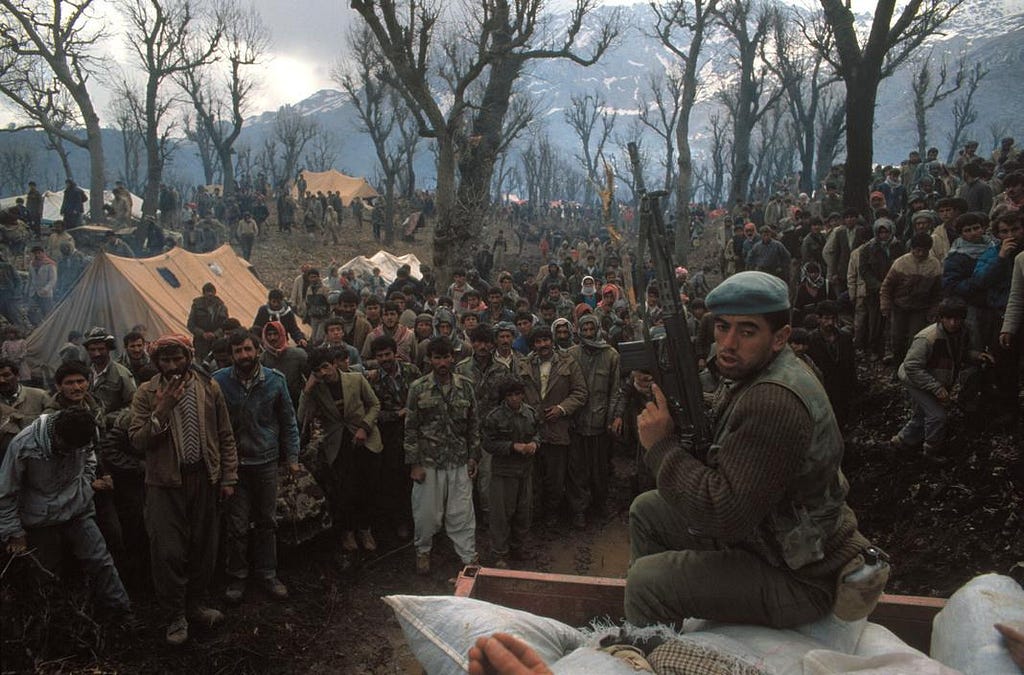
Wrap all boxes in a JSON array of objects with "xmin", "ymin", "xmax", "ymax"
[
  {"xmin": 26, "ymin": 245, "xmax": 269, "ymax": 371},
  {"xmin": 292, "ymin": 170, "xmax": 379, "ymax": 206}
]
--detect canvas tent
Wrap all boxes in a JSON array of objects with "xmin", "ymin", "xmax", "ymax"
[
  {"xmin": 291, "ymin": 170, "xmax": 379, "ymax": 206},
  {"xmin": 0, "ymin": 189, "xmax": 143, "ymax": 225},
  {"xmin": 337, "ymin": 250, "xmax": 422, "ymax": 285},
  {"xmin": 25, "ymin": 244, "xmax": 269, "ymax": 372}
]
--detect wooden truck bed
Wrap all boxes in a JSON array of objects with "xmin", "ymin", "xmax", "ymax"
[{"xmin": 454, "ymin": 566, "xmax": 946, "ymax": 654}]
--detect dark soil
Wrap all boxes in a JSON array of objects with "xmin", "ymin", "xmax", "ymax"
[{"xmin": 2, "ymin": 220, "xmax": 1022, "ymax": 673}]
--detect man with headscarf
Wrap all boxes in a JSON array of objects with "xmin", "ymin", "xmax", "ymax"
[
  {"xmin": 859, "ymin": 218, "xmax": 905, "ymax": 360},
  {"xmin": 566, "ymin": 314, "xmax": 619, "ymax": 527},
  {"xmin": 551, "ymin": 318, "xmax": 575, "ymax": 352},
  {"xmin": 260, "ymin": 321, "xmax": 309, "ymax": 410},
  {"xmin": 129, "ymin": 335, "xmax": 238, "ymax": 645}
]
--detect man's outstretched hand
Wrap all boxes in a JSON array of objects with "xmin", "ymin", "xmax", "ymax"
[{"xmin": 468, "ymin": 633, "xmax": 552, "ymax": 675}]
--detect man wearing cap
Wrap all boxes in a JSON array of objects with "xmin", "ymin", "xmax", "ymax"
[
  {"xmin": 129, "ymin": 334, "xmax": 238, "ymax": 645},
  {"xmin": 625, "ymin": 271, "xmax": 875, "ymax": 629},
  {"xmin": 83, "ymin": 328, "xmax": 137, "ymax": 428}
]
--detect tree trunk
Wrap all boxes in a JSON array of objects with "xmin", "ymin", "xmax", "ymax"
[
  {"xmin": 220, "ymin": 147, "xmax": 236, "ymax": 199},
  {"xmin": 842, "ymin": 75, "xmax": 877, "ymax": 218},
  {"xmin": 80, "ymin": 99, "xmax": 106, "ymax": 223},
  {"xmin": 432, "ymin": 136, "xmax": 459, "ymax": 285},
  {"xmin": 674, "ymin": 113, "xmax": 694, "ymax": 265},
  {"xmin": 729, "ymin": 116, "xmax": 753, "ymax": 207},
  {"xmin": 142, "ymin": 81, "xmax": 162, "ymax": 218}
]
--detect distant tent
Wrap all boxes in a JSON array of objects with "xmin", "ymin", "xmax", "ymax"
[
  {"xmin": 337, "ymin": 251, "xmax": 422, "ymax": 285},
  {"xmin": 25, "ymin": 245, "xmax": 269, "ymax": 372},
  {"xmin": 291, "ymin": 170, "xmax": 379, "ymax": 206},
  {"xmin": 0, "ymin": 189, "xmax": 143, "ymax": 225}
]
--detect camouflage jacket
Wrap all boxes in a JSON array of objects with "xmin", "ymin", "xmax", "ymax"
[
  {"xmin": 371, "ymin": 362, "xmax": 421, "ymax": 424},
  {"xmin": 482, "ymin": 401, "xmax": 541, "ymax": 477},
  {"xmin": 403, "ymin": 373, "xmax": 481, "ymax": 469},
  {"xmin": 454, "ymin": 355, "xmax": 512, "ymax": 419}
]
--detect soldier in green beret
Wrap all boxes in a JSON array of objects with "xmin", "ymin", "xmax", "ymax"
[{"xmin": 625, "ymin": 271, "xmax": 882, "ymax": 629}]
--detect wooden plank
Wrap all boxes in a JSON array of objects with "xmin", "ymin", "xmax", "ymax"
[{"xmin": 455, "ymin": 567, "xmax": 947, "ymax": 653}]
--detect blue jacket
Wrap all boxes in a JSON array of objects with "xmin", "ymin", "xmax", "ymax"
[
  {"xmin": 970, "ymin": 243, "xmax": 1015, "ymax": 310},
  {"xmin": 213, "ymin": 366, "xmax": 300, "ymax": 466}
]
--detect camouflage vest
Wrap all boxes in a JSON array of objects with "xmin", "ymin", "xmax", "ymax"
[{"xmin": 713, "ymin": 347, "xmax": 847, "ymax": 570}]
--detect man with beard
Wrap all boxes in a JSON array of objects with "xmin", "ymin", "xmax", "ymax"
[
  {"xmin": 404, "ymin": 337, "xmax": 481, "ymax": 574},
  {"xmin": 0, "ymin": 407, "xmax": 137, "ymax": 627},
  {"xmin": 117, "ymin": 331, "xmax": 159, "ymax": 385},
  {"xmin": 83, "ymin": 328, "xmax": 137, "ymax": 429},
  {"xmin": 187, "ymin": 283, "xmax": 230, "ymax": 364},
  {"xmin": 0, "ymin": 358, "xmax": 55, "ymax": 461},
  {"xmin": 625, "ymin": 271, "xmax": 879, "ymax": 630},
  {"xmin": 330, "ymin": 290, "xmax": 372, "ymax": 353},
  {"xmin": 368, "ymin": 336, "xmax": 420, "ymax": 540},
  {"xmin": 129, "ymin": 335, "xmax": 238, "ymax": 645},
  {"xmin": 566, "ymin": 315, "xmax": 619, "ymax": 527},
  {"xmin": 455, "ymin": 325, "xmax": 512, "ymax": 524},
  {"xmin": 514, "ymin": 326, "xmax": 588, "ymax": 529},
  {"xmin": 551, "ymin": 318, "xmax": 575, "ymax": 351},
  {"xmin": 299, "ymin": 347, "xmax": 382, "ymax": 553},
  {"xmin": 362, "ymin": 301, "xmax": 417, "ymax": 366},
  {"xmin": 493, "ymin": 322, "xmax": 520, "ymax": 369},
  {"xmin": 214, "ymin": 331, "xmax": 299, "ymax": 602}
]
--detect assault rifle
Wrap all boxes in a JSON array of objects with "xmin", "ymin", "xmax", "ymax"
[{"xmin": 619, "ymin": 142, "xmax": 711, "ymax": 452}]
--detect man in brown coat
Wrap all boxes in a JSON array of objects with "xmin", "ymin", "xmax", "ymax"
[
  {"xmin": 129, "ymin": 334, "xmax": 238, "ymax": 646},
  {"xmin": 514, "ymin": 326, "xmax": 587, "ymax": 528}
]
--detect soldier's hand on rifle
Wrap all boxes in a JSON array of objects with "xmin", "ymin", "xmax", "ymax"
[{"xmin": 638, "ymin": 384, "xmax": 675, "ymax": 450}]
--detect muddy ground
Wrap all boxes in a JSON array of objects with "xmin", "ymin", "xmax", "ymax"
[{"xmin": 2, "ymin": 220, "xmax": 1022, "ymax": 673}]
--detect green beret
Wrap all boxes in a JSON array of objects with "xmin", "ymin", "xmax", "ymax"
[{"xmin": 705, "ymin": 271, "xmax": 790, "ymax": 315}]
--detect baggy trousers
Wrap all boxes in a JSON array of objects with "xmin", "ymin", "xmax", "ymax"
[
  {"xmin": 489, "ymin": 473, "xmax": 532, "ymax": 557},
  {"xmin": 224, "ymin": 461, "xmax": 279, "ymax": 581},
  {"xmin": 625, "ymin": 490, "xmax": 833, "ymax": 629},
  {"xmin": 145, "ymin": 465, "xmax": 219, "ymax": 619},
  {"xmin": 412, "ymin": 464, "xmax": 476, "ymax": 564},
  {"xmin": 27, "ymin": 509, "xmax": 131, "ymax": 612},
  {"xmin": 567, "ymin": 433, "xmax": 611, "ymax": 516},
  {"xmin": 896, "ymin": 384, "xmax": 948, "ymax": 447}
]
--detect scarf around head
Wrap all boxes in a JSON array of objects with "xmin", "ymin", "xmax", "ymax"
[
  {"xmin": 148, "ymin": 334, "xmax": 194, "ymax": 360},
  {"xmin": 581, "ymin": 276, "xmax": 597, "ymax": 296},
  {"xmin": 801, "ymin": 263, "xmax": 825, "ymax": 288},
  {"xmin": 551, "ymin": 317, "xmax": 574, "ymax": 348},
  {"xmin": 577, "ymin": 314, "xmax": 608, "ymax": 349},
  {"xmin": 262, "ymin": 321, "xmax": 288, "ymax": 356},
  {"xmin": 31, "ymin": 252, "xmax": 57, "ymax": 268}
]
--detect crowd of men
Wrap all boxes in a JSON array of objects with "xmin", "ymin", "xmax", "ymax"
[{"xmin": 1, "ymin": 136, "xmax": 1022, "ymax": 654}]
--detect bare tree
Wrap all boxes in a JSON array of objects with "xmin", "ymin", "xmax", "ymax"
[
  {"xmin": 945, "ymin": 62, "xmax": 988, "ymax": 164},
  {"xmin": 271, "ymin": 104, "xmax": 319, "ymax": 187},
  {"xmin": 336, "ymin": 25, "xmax": 422, "ymax": 242},
  {"xmin": 182, "ymin": 113, "xmax": 217, "ymax": 185},
  {"xmin": 119, "ymin": 0, "xmax": 224, "ymax": 216},
  {"xmin": 0, "ymin": 143, "xmax": 35, "ymax": 194},
  {"xmin": 637, "ymin": 71, "xmax": 684, "ymax": 193},
  {"xmin": 911, "ymin": 51, "xmax": 966, "ymax": 156},
  {"xmin": 814, "ymin": 85, "xmax": 846, "ymax": 187},
  {"xmin": 774, "ymin": 12, "xmax": 840, "ymax": 193},
  {"xmin": 987, "ymin": 120, "xmax": 1012, "ymax": 152},
  {"xmin": 748, "ymin": 105, "xmax": 787, "ymax": 197},
  {"xmin": 707, "ymin": 111, "xmax": 730, "ymax": 207},
  {"xmin": 303, "ymin": 128, "xmax": 339, "ymax": 173},
  {"xmin": 812, "ymin": 0, "xmax": 964, "ymax": 215},
  {"xmin": 717, "ymin": 0, "xmax": 787, "ymax": 207},
  {"xmin": 0, "ymin": 0, "xmax": 107, "ymax": 220},
  {"xmin": 110, "ymin": 84, "xmax": 146, "ymax": 191},
  {"xmin": 565, "ymin": 91, "xmax": 617, "ymax": 206},
  {"xmin": 351, "ymin": 0, "xmax": 619, "ymax": 284},
  {"xmin": 650, "ymin": 0, "xmax": 719, "ymax": 261},
  {"xmin": 178, "ymin": 0, "xmax": 267, "ymax": 199}
]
